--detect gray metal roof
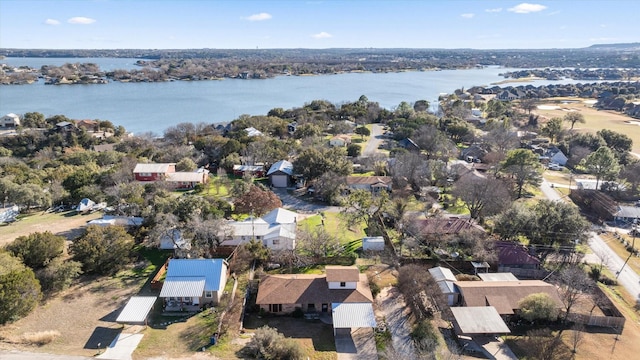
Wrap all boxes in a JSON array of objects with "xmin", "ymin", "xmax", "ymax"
[
  {"xmin": 267, "ymin": 160, "xmax": 294, "ymax": 176},
  {"xmin": 450, "ymin": 306, "xmax": 511, "ymax": 334},
  {"xmin": 429, "ymin": 266, "xmax": 457, "ymax": 282},
  {"xmin": 478, "ymin": 273, "xmax": 519, "ymax": 282},
  {"xmin": 332, "ymin": 303, "xmax": 376, "ymax": 329},
  {"xmin": 159, "ymin": 277, "xmax": 205, "ymax": 297},
  {"xmin": 116, "ymin": 296, "xmax": 157, "ymax": 323}
]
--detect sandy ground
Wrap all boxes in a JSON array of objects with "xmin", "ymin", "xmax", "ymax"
[{"xmin": 0, "ymin": 211, "xmax": 101, "ymax": 246}]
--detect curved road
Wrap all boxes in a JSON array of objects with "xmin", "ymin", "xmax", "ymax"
[{"xmin": 542, "ymin": 179, "xmax": 640, "ymax": 306}]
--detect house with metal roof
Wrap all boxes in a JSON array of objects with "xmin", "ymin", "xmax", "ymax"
[
  {"xmin": 159, "ymin": 258, "xmax": 229, "ymax": 310},
  {"xmin": 256, "ymin": 265, "xmax": 376, "ymax": 334},
  {"xmin": 133, "ymin": 163, "xmax": 176, "ymax": 181},
  {"xmin": 267, "ymin": 160, "xmax": 294, "ymax": 188},
  {"xmin": 428, "ymin": 266, "xmax": 460, "ymax": 306},
  {"xmin": 221, "ymin": 207, "xmax": 298, "ymax": 250}
]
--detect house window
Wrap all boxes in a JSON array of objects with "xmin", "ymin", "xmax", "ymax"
[
  {"xmin": 205, "ymin": 291, "xmax": 213, "ymax": 298},
  {"xmin": 340, "ymin": 282, "xmax": 346, "ymax": 287},
  {"xmin": 272, "ymin": 239, "xmax": 280, "ymax": 245},
  {"xmin": 269, "ymin": 304, "xmax": 282, "ymax": 312}
]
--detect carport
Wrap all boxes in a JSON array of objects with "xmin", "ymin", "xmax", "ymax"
[
  {"xmin": 116, "ymin": 296, "xmax": 157, "ymax": 326},
  {"xmin": 450, "ymin": 306, "xmax": 510, "ymax": 335},
  {"xmin": 331, "ymin": 302, "xmax": 377, "ymax": 335}
]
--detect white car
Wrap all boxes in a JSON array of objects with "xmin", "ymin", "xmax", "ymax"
[{"xmin": 547, "ymin": 163, "xmax": 563, "ymax": 170}]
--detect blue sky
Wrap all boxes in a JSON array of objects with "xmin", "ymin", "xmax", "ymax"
[{"xmin": 1, "ymin": 0, "xmax": 638, "ymax": 49}]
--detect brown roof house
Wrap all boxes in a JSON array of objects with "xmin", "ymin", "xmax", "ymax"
[
  {"xmin": 494, "ymin": 241, "xmax": 541, "ymax": 271},
  {"xmin": 346, "ymin": 176, "xmax": 392, "ymax": 194},
  {"xmin": 256, "ymin": 265, "xmax": 376, "ymax": 333},
  {"xmin": 455, "ymin": 280, "xmax": 563, "ymax": 316}
]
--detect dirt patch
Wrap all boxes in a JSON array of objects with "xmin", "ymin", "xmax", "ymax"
[
  {"xmin": 0, "ymin": 277, "xmax": 140, "ymax": 356},
  {"xmin": 0, "ymin": 211, "xmax": 101, "ymax": 246}
]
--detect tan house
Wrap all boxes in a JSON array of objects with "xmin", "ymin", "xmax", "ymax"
[
  {"xmin": 329, "ymin": 134, "xmax": 352, "ymax": 147},
  {"xmin": 346, "ymin": 176, "xmax": 392, "ymax": 193},
  {"xmin": 455, "ymin": 280, "xmax": 563, "ymax": 316},
  {"xmin": 256, "ymin": 265, "xmax": 374, "ymax": 315}
]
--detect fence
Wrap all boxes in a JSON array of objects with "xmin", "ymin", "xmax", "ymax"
[
  {"xmin": 565, "ymin": 285, "xmax": 625, "ymax": 331},
  {"xmin": 150, "ymin": 259, "xmax": 169, "ymax": 290},
  {"xmin": 497, "ymin": 266, "xmax": 551, "ymax": 279}
]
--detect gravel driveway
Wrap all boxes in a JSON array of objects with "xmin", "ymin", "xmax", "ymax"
[{"xmin": 375, "ymin": 286, "xmax": 417, "ymax": 357}]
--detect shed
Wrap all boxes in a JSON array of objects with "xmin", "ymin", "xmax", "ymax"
[
  {"xmin": 362, "ymin": 236, "xmax": 385, "ymax": 251},
  {"xmin": 116, "ymin": 296, "xmax": 157, "ymax": 325}
]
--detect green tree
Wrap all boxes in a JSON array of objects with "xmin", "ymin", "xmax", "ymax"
[
  {"xmin": 175, "ymin": 157, "xmax": 198, "ymax": 172},
  {"xmin": 354, "ymin": 126, "xmax": 370, "ymax": 139},
  {"xmin": 346, "ymin": 144, "xmax": 361, "ymax": 157},
  {"xmin": 541, "ymin": 117, "xmax": 564, "ymax": 143},
  {"xmin": 5, "ymin": 231, "xmax": 66, "ymax": 269},
  {"xmin": 597, "ymin": 129, "xmax": 632, "ymax": 164},
  {"xmin": 293, "ymin": 147, "xmax": 352, "ymax": 183},
  {"xmin": 21, "ymin": 112, "xmax": 47, "ymax": 128},
  {"xmin": 564, "ymin": 112, "xmax": 585, "ymax": 130},
  {"xmin": 583, "ymin": 146, "xmax": 620, "ymax": 189},
  {"xmin": 501, "ymin": 149, "xmax": 542, "ymax": 198},
  {"xmin": 518, "ymin": 293, "xmax": 559, "ymax": 322},
  {"xmin": 70, "ymin": 225, "xmax": 135, "ymax": 275},
  {"xmin": 0, "ymin": 252, "xmax": 42, "ymax": 325},
  {"xmin": 36, "ymin": 257, "xmax": 82, "ymax": 293}
]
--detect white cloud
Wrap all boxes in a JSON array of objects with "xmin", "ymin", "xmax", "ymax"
[
  {"xmin": 244, "ymin": 13, "xmax": 272, "ymax": 21},
  {"xmin": 508, "ymin": 3, "xmax": 547, "ymax": 14},
  {"xmin": 67, "ymin": 17, "xmax": 96, "ymax": 24},
  {"xmin": 485, "ymin": 8, "xmax": 502, "ymax": 13},
  {"xmin": 311, "ymin": 32, "xmax": 332, "ymax": 39},
  {"xmin": 44, "ymin": 19, "xmax": 60, "ymax": 25},
  {"xmin": 461, "ymin": 13, "xmax": 475, "ymax": 19}
]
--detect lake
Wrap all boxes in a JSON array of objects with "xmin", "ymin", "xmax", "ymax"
[{"xmin": 0, "ymin": 57, "xmax": 589, "ymax": 135}]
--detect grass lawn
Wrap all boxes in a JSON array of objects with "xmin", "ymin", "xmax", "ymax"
[
  {"xmin": 599, "ymin": 233, "xmax": 640, "ymax": 276},
  {"xmin": 0, "ymin": 210, "xmax": 101, "ymax": 246},
  {"xmin": 299, "ymin": 212, "xmax": 366, "ymax": 243},
  {"xmin": 533, "ymin": 99, "xmax": 640, "ymax": 154}
]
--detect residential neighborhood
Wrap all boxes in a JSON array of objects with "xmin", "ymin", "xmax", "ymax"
[{"xmin": 1, "ymin": 47, "xmax": 640, "ymax": 360}]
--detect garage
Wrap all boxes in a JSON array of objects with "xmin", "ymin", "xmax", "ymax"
[{"xmin": 267, "ymin": 160, "xmax": 293, "ymax": 188}]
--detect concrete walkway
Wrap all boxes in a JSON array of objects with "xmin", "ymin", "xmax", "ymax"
[
  {"xmin": 473, "ymin": 336, "xmax": 518, "ymax": 360},
  {"xmin": 97, "ymin": 333, "xmax": 144, "ymax": 360}
]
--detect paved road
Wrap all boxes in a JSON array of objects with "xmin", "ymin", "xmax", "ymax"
[
  {"xmin": 361, "ymin": 124, "xmax": 385, "ymax": 157},
  {"xmin": 0, "ymin": 350, "xmax": 92, "ymax": 360},
  {"xmin": 543, "ymin": 179, "xmax": 640, "ymax": 305}
]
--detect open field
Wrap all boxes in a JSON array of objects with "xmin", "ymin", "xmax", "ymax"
[
  {"xmin": 532, "ymin": 99, "xmax": 640, "ymax": 154},
  {"xmin": 299, "ymin": 212, "xmax": 366, "ymax": 243},
  {"xmin": 0, "ymin": 211, "xmax": 101, "ymax": 246}
]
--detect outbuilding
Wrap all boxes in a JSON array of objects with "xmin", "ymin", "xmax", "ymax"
[
  {"xmin": 267, "ymin": 160, "xmax": 294, "ymax": 188},
  {"xmin": 362, "ymin": 236, "xmax": 385, "ymax": 251}
]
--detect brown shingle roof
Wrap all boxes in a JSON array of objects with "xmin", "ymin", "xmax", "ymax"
[
  {"xmin": 256, "ymin": 273, "xmax": 373, "ymax": 305},
  {"xmin": 455, "ymin": 280, "xmax": 563, "ymax": 315},
  {"xmin": 346, "ymin": 176, "xmax": 392, "ymax": 186},
  {"xmin": 325, "ymin": 265, "xmax": 360, "ymax": 282}
]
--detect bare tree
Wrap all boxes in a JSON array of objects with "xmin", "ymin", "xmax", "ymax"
[
  {"xmin": 555, "ymin": 265, "xmax": 595, "ymax": 322},
  {"xmin": 570, "ymin": 323, "xmax": 585, "ymax": 354},
  {"xmin": 452, "ymin": 173, "xmax": 511, "ymax": 220},
  {"xmin": 296, "ymin": 226, "xmax": 341, "ymax": 258}
]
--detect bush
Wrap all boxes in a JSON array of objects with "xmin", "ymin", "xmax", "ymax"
[
  {"xmin": 36, "ymin": 258, "xmax": 82, "ymax": 293},
  {"xmin": 5, "ymin": 232, "xmax": 65, "ymax": 269},
  {"xmin": 22, "ymin": 330, "xmax": 61, "ymax": 345},
  {"xmin": 244, "ymin": 326, "xmax": 305, "ymax": 360},
  {"xmin": 0, "ymin": 253, "xmax": 42, "ymax": 325},
  {"xmin": 70, "ymin": 225, "xmax": 135, "ymax": 275},
  {"xmin": 411, "ymin": 319, "xmax": 439, "ymax": 353},
  {"xmin": 518, "ymin": 293, "xmax": 559, "ymax": 322},
  {"xmin": 291, "ymin": 307, "xmax": 304, "ymax": 318}
]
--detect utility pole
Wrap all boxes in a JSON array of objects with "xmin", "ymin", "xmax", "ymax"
[{"xmin": 616, "ymin": 217, "xmax": 638, "ymax": 279}]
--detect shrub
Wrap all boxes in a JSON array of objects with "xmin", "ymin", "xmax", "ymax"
[
  {"xmin": 518, "ymin": 293, "xmax": 559, "ymax": 322},
  {"xmin": 36, "ymin": 258, "xmax": 82, "ymax": 293},
  {"xmin": 411, "ymin": 319, "xmax": 439, "ymax": 353},
  {"xmin": 0, "ymin": 253, "xmax": 42, "ymax": 325},
  {"xmin": 369, "ymin": 277, "xmax": 381, "ymax": 298},
  {"xmin": 5, "ymin": 232, "xmax": 65, "ymax": 270},
  {"xmin": 70, "ymin": 225, "xmax": 135, "ymax": 275},
  {"xmin": 22, "ymin": 330, "xmax": 61, "ymax": 345},
  {"xmin": 244, "ymin": 326, "xmax": 305, "ymax": 360},
  {"xmin": 291, "ymin": 307, "xmax": 304, "ymax": 318}
]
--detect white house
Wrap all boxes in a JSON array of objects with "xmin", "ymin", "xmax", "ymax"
[
  {"xmin": 222, "ymin": 207, "xmax": 298, "ymax": 250},
  {"xmin": 267, "ymin": 160, "xmax": 294, "ymax": 188},
  {"xmin": 159, "ymin": 258, "xmax": 228, "ymax": 309},
  {"xmin": 1, "ymin": 113, "xmax": 20, "ymax": 128}
]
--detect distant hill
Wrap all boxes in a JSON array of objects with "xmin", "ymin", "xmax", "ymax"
[{"xmin": 587, "ymin": 43, "xmax": 640, "ymax": 50}]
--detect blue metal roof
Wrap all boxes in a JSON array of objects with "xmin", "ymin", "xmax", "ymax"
[{"xmin": 165, "ymin": 259, "xmax": 227, "ymax": 293}]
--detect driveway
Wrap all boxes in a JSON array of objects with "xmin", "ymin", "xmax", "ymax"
[
  {"xmin": 335, "ymin": 328, "xmax": 377, "ymax": 360},
  {"xmin": 273, "ymin": 188, "xmax": 341, "ymax": 214},
  {"xmin": 362, "ymin": 124, "xmax": 385, "ymax": 157},
  {"xmin": 96, "ymin": 333, "xmax": 144, "ymax": 360},
  {"xmin": 375, "ymin": 286, "xmax": 416, "ymax": 357},
  {"xmin": 473, "ymin": 336, "xmax": 518, "ymax": 360}
]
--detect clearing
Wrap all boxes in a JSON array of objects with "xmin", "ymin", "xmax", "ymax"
[{"xmin": 0, "ymin": 211, "xmax": 101, "ymax": 246}]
